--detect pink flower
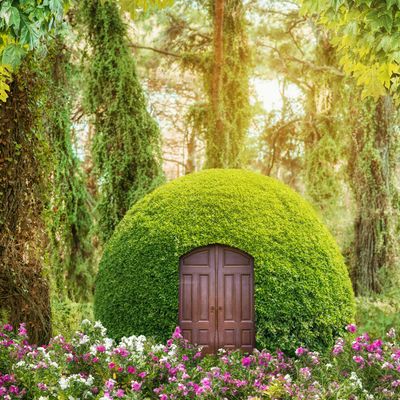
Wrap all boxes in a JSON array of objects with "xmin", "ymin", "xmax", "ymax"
[
  {"xmin": 295, "ymin": 347, "xmax": 307, "ymax": 357},
  {"xmin": 108, "ymin": 362, "xmax": 116, "ymax": 369},
  {"xmin": 160, "ymin": 395, "xmax": 168, "ymax": 400},
  {"xmin": 172, "ymin": 326, "xmax": 183, "ymax": 339},
  {"xmin": 242, "ymin": 356, "xmax": 251, "ymax": 367},
  {"xmin": 353, "ymin": 355, "xmax": 364, "ymax": 365},
  {"xmin": 116, "ymin": 389, "xmax": 124, "ymax": 397},
  {"xmin": 127, "ymin": 365, "xmax": 136, "ymax": 374},
  {"xmin": 18, "ymin": 324, "xmax": 27, "ymax": 337},
  {"xmin": 138, "ymin": 371, "xmax": 147, "ymax": 378},
  {"xmin": 346, "ymin": 324, "xmax": 357, "ymax": 333},
  {"xmin": 387, "ymin": 328, "xmax": 396, "ymax": 339},
  {"xmin": 299, "ymin": 367, "xmax": 311, "ymax": 380},
  {"xmin": 3, "ymin": 324, "xmax": 13, "ymax": 332},
  {"xmin": 96, "ymin": 345, "xmax": 106, "ymax": 353},
  {"xmin": 131, "ymin": 381, "xmax": 142, "ymax": 391},
  {"xmin": 105, "ymin": 379, "xmax": 115, "ymax": 391}
]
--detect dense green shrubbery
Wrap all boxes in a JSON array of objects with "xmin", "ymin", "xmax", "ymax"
[{"xmin": 94, "ymin": 169, "xmax": 355, "ymax": 353}]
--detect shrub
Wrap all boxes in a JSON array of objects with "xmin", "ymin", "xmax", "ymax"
[
  {"xmin": 1, "ymin": 321, "xmax": 400, "ymax": 399},
  {"xmin": 94, "ymin": 169, "xmax": 355, "ymax": 352}
]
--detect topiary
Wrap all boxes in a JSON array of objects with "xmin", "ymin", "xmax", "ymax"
[{"xmin": 94, "ymin": 169, "xmax": 355, "ymax": 353}]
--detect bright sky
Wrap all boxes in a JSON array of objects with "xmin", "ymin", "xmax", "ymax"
[{"xmin": 252, "ymin": 78, "xmax": 302, "ymax": 111}]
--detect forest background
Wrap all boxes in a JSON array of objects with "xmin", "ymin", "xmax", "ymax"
[{"xmin": 1, "ymin": 0, "xmax": 399, "ymax": 344}]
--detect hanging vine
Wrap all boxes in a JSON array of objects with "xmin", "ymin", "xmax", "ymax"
[
  {"xmin": 81, "ymin": 0, "xmax": 164, "ymax": 242},
  {"xmin": 43, "ymin": 39, "xmax": 95, "ymax": 303}
]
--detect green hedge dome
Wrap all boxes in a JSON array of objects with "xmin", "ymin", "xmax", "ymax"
[{"xmin": 94, "ymin": 169, "xmax": 355, "ymax": 353}]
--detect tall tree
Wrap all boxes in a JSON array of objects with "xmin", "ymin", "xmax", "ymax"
[
  {"xmin": 0, "ymin": 58, "xmax": 52, "ymax": 344},
  {"xmin": 302, "ymin": 0, "xmax": 400, "ymax": 293},
  {"xmin": 81, "ymin": 0, "xmax": 164, "ymax": 242},
  {"xmin": 348, "ymin": 96, "xmax": 399, "ymax": 294},
  {"xmin": 206, "ymin": 0, "xmax": 251, "ymax": 168}
]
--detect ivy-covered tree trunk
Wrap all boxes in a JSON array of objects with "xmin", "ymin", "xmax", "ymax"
[
  {"xmin": 0, "ymin": 60, "xmax": 52, "ymax": 344},
  {"xmin": 348, "ymin": 95, "xmax": 399, "ymax": 294},
  {"xmin": 206, "ymin": 0, "xmax": 250, "ymax": 168},
  {"xmin": 81, "ymin": 0, "xmax": 164, "ymax": 242}
]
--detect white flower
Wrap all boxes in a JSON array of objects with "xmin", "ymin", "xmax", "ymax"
[
  {"xmin": 59, "ymin": 377, "xmax": 69, "ymax": 390},
  {"xmin": 81, "ymin": 319, "xmax": 91, "ymax": 326},
  {"xmin": 284, "ymin": 374, "xmax": 292, "ymax": 383},
  {"xmin": 325, "ymin": 363, "xmax": 333, "ymax": 369},
  {"xmin": 38, "ymin": 397, "xmax": 49, "ymax": 400},
  {"xmin": 79, "ymin": 335, "xmax": 90, "ymax": 345},
  {"xmin": 104, "ymin": 337, "xmax": 114, "ymax": 350}
]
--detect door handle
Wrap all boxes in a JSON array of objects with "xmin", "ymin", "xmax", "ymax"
[
  {"xmin": 210, "ymin": 306, "xmax": 215, "ymax": 312},
  {"xmin": 218, "ymin": 306, "xmax": 222, "ymax": 311}
]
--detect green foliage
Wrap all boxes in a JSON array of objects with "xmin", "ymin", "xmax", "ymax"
[
  {"xmin": 300, "ymin": 0, "xmax": 400, "ymax": 100},
  {"xmin": 0, "ymin": 0, "xmax": 68, "ymax": 101},
  {"xmin": 81, "ymin": 0, "xmax": 165, "ymax": 242},
  {"xmin": 118, "ymin": 0, "xmax": 174, "ymax": 18},
  {"xmin": 356, "ymin": 290, "xmax": 400, "ymax": 339},
  {"xmin": 42, "ymin": 40, "xmax": 95, "ymax": 302},
  {"xmin": 51, "ymin": 299, "xmax": 93, "ymax": 339},
  {"xmin": 95, "ymin": 169, "xmax": 355, "ymax": 353}
]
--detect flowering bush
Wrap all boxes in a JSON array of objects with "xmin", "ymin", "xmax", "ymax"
[{"xmin": 1, "ymin": 321, "xmax": 400, "ymax": 399}]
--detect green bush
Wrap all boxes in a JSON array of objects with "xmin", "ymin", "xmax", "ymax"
[{"xmin": 94, "ymin": 169, "xmax": 355, "ymax": 353}]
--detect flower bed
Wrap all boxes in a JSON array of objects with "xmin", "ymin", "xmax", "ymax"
[{"xmin": 1, "ymin": 321, "xmax": 400, "ymax": 399}]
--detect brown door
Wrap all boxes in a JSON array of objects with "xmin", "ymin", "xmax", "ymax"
[{"xmin": 179, "ymin": 245, "xmax": 255, "ymax": 354}]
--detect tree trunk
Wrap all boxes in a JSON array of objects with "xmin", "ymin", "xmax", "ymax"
[
  {"xmin": 0, "ymin": 62, "xmax": 52, "ymax": 344},
  {"xmin": 207, "ymin": 0, "xmax": 225, "ymax": 168},
  {"xmin": 349, "ymin": 95, "xmax": 399, "ymax": 294}
]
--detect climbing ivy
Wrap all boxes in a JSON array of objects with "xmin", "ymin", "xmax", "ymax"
[
  {"xmin": 0, "ymin": 55, "xmax": 52, "ymax": 344},
  {"xmin": 81, "ymin": 0, "xmax": 164, "ymax": 242}
]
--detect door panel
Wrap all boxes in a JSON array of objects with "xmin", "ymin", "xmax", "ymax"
[
  {"xmin": 179, "ymin": 245, "xmax": 255, "ymax": 354},
  {"xmin": 179, "ymin": 247, "xmax": 216, "ymax": 354},
  {"xmin": 217, "ymin": 246, "xmax": 255, "ymax": 352}
]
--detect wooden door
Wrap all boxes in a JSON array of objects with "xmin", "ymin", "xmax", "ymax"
[{"xmin": 179, "ymin": 245, "xmax": 255, "ymax": 353}]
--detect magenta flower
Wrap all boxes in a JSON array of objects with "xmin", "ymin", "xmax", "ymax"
[
  {"xmin": 116, "ymin": 389, "xmax": 125, "ymax": 397},
  {"xmin": 172, "ymin": 326, "xmax": 183, "ymax": 339},
  {"xmin": 295, "ymin": 347, "xmax": 307, "ymax": 357},
  {"xmin": 242, "ymin": 356, "xmax": 251, "ymax": 367},
  {"xmin": 127, "ymin": 365, "xmax": 136, "ymax": 374},
  {"xmin": 96, "ymin": 345, "xmax": 106, "ymax": 353},
  {"xmin": 346, "ymin": 324, "xmax": 357, "ymax": 333},
  {"xmin": 131, "ymin": 381, "xmax": 142, "ymax": 391},
  {"xmin": 18, "ymin": 324, "xmax": 27, "ymax": 337}
]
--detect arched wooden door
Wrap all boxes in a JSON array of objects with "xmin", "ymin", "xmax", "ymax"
[{"xmin": 179, "ymin": 244, "xmax": 255, "ymax": 354}]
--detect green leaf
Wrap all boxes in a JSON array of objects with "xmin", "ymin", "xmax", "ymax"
[
  {"xmin": 380, "ymin": 12, "xmax": 393, "ymax": 32},
  {"xmin": 1, "ymin": 43, "xmax": 26, "ymax": 69},
  {"xmin": 20, "ymin": 16, "xmax": 40, "ymax": 49},
  {"xmin": 10, "ymin": 7, "xmax": 20, "ymax": 30},
  {"xmin": 49, "ymin": 0, "xmax": 63, "ymax": 18},
  {"xmin": 0, "ymin": 1, "xmax": 12, "ymax": 27}
]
